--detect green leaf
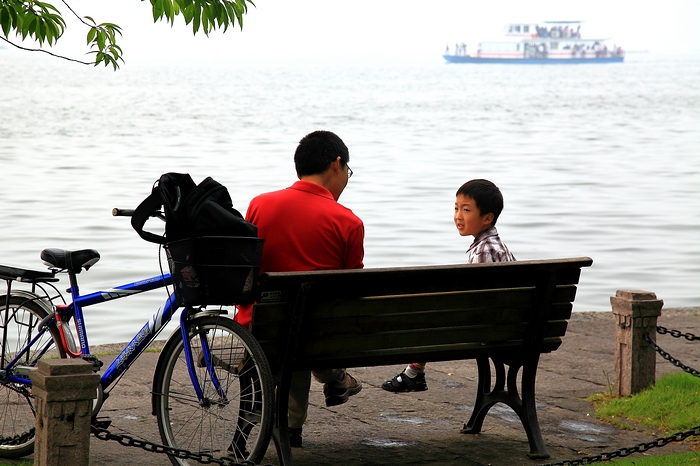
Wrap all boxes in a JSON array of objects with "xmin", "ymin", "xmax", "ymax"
[
  {"xmin": 192, "ymin": 5, "xmax": 200, "ymax": 33},
  {"xmin": 182, "ymin": 4, "xmax": 194, "ymax": 25},
  {"xmin": 232, "ymin": 1, "xmax": 243, "ymax": 27},
  {"xmin": 204, "ymin": 5, "xmax": 214, "ymax": 27},
  {"xmin": 45, "ymin": 20, "xmax": 56, "ymax": 45},
  {"xmin": 1, "ymin": 7, "xmax": 11, "ymax": 37},
  {"xmin": 23, "ymin": 16, "xmax": 36, "ymax": 40},
  {"xmin": 162, "ymin": 0, "xmax": 173, "ymax": 24},
  {"xmin": 201, "ymin": 11, "xmax": 210, "ymax": 35},
  {"xmin": 97, "ymin": 30, "xmax": 105, "ymax": 50},
  {"xmin": 7, "ymin": 5, "xmax": 18, "ymax": 29},
  {"xmin": 46, "ymin": 13, "xmax": 65, "ymax": 36},
  {"xmin": 38, "ymin": 18, "xmax": 46, "ymax": 45},
  {"xmin": 87, "ymin": 26, "xmax": 96, "ymax": 44},
  {"xmin": 151, "ymin": 0, "xmax": 164, "ymax": 22}
]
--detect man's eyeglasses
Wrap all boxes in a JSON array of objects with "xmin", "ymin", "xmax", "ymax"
[{"xmin": 347, "ymin": 166, "xmax": 353, "ymax": 179}]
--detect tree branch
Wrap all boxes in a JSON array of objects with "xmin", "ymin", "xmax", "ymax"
[
  {"xmin": 0, "ymin": 36, "xmax": 92, "ymax": 65},
  {"xmin": 60, "ymin": 0, "xmax": 92, "ymax": 28}
]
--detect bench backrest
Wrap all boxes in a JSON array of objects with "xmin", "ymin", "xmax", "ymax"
[{"xmin": 251, "ymin": 257, "xmax": 592, "ymax": 372}]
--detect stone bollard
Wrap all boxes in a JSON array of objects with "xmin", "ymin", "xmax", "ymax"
[
  {"xmin": 611, "ymin": 290, "xmax": 664, "ymax": 397},
  {"xmin": 29, "ymin": 359, "xmax": 101, "ymax": 466}
]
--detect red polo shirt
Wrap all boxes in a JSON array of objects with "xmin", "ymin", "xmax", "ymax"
[{"xmin": 235, "ymin": 181, "xmax": 364, "ymax": 327}]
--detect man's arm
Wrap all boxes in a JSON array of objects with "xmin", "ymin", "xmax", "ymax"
[{"xmin": 344, "ymin": 224, "xmax": 365, "ymax": 269}]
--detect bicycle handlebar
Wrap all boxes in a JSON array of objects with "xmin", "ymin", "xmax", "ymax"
[
  {"xmin": 113, "ymin": 208, "xmax": 165, "ymax": 222},
  {"xmin": 112, "ymin": 208, "xmax": 135, "ymax": 217}
]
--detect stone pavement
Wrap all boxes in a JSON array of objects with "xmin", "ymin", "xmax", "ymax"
[{"xmin": 2, "ymin": 308, "xmax": 699, "ymax": 466}]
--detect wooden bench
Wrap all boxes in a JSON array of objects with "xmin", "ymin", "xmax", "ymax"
[{"xmin": 251, "ymin": 257, "xmax": 593, "ymax": 465}]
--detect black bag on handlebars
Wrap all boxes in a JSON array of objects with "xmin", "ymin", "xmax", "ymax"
[
  {"xmin": 131, "ymin": 173, "xmax": 262, "ymax": 306},
  {"xmin": 131, "ymin": 172, "xmax": 257, "ymax": 244}
]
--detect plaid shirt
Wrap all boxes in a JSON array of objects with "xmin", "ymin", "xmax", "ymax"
[{"xmin": 466, "ymin": 226, "xmax": 516, "ymax": 263}]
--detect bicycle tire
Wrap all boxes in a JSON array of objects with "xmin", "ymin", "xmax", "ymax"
[
  {"xmin": 153, "ymin": 314, "xmax": 274, "ymax": 465},
  {"xmin": 0, "ymin": 292, "xmax": 65, "ymax": 459}
]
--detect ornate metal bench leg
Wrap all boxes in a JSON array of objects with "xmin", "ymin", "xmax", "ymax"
[
  {"xmin": 520, "ymin": 358, "xmax": 550, "ymax": 459},
  {"xmin": 460, "ymin": 356, "xmax": 551, "ymax": 459},
  {"xmin": 461, "ymin": 356, "xmax": 493, "ymax": 434}
]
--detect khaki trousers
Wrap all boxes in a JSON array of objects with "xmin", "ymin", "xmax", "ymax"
[{"xmin": 287, "ymin": 369, "xmax": 344, "ymax": 429}]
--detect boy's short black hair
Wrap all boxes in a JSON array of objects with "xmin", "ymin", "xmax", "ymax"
[
  {"xmin": 456, "ymin": 179, "xmax": 505, "ymax": 226},
  {"xmin": 294, "ymin": 130, "xmax": 349, "ymax": 177}
]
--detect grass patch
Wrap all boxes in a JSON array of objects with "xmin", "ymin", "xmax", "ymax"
[
  {"xmin": 587, "ymin": 372, "xmax": 700, "ymax": 432},
  {"xmin": 586, "ymin": 372, "xmax": 700, "ymax": 465},
  {"xmin": 608, "ymin": 451, "xmax": 700, "ymax": 464}
]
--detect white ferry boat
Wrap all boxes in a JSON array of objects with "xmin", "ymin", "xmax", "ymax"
[{"xmin": 444, "ymin": 21, "xmax": 624, "ymax": 64}]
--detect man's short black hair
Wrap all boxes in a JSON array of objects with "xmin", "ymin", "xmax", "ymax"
[
  {"xmin": 294, "ymin": 130, "xmax": 349, "ymax": 177},
  {"xmin": 456, "ymin": 179, "xmax": 505, "ymax": 226}
]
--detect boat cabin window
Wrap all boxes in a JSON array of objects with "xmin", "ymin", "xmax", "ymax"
[
  {"xmin": 481, "ymin": 42, "xmax": 520, "ymax": 52},
  {"xmin": 550, "ymin": 42, "xmax": 559, "ymax": 50},
  {"xmin": 524, "ymin": 25, "xmax": 530, "ymax": 33}
]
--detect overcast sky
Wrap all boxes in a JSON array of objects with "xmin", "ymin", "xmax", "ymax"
[{"xmin": 36, "ymin": 0, "xmax": 700, "ymax": 64}]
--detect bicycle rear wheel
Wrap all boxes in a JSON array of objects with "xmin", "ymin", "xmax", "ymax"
[
  {"xmin": 153, "ymin": 314, "xmax": 274, "ymax": 465},
  {"xmin": 0, "ymin": 293, "xmax": 65, "ymax": 459}
]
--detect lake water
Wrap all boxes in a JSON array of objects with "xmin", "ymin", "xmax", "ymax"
[{"xmin": 1, "ymin": 50, "xmax": 699, "ymax": 345}]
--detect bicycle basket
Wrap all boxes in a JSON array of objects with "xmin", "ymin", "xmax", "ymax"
[{"xmin": 165, "ymin": 236, "xmax": 264, "ymax": 307}]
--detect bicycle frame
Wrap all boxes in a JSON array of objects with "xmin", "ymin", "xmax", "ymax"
[
  {"xmin": 3, "ymin": 270, "xmax": 226, "ymax": 404},
  {"xmin": 70, "ymin": 272, "xmax": 177, "ymax": 388}
]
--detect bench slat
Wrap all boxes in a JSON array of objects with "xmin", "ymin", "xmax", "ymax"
[
  {"xmin": 269, "ymin": 337, "xmax": 566, "ymax": 371},
  {"xmin": 251, "ymin": 285, "xmax": 579, "ymax": 323},
  {"xmin": 313, "ymin": 285, "xmax": 578, "ymax": 318},
  {"xmin": 299, "ymin": 320, "xmax": 568, "ymax": 358},
  {"xmin": 257, "ymin": 258, "xmax": 591, "ymax": 303}
]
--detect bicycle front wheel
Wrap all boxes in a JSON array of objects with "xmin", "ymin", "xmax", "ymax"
[
  {"xmin": 153, "ymin": 314, "xmax": 274, "ymax": 465},
  {"xmin": 0, "ymin": 293, "xmax": 65, "ymax": 459}
]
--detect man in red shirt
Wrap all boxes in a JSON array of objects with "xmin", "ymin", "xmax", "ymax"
[{"xmin": 239, "ymin": 130, "xmax": 364, "ymax": 448}]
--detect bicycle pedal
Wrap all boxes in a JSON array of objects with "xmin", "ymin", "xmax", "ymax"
[
  {"xmin": 93, "ymin": 417, "xmax": 112, "ymax": 429},
  {"xmin": 81, "ymin": 354, "xmax": 104, "ymax": 372}
]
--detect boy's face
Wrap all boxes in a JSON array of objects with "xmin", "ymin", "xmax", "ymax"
[{"xmin": 454, "ymin": 194, "xmax": 494, "ymax": 237}]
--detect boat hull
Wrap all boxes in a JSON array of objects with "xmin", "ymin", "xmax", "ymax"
[{"xmin": 443, "ymin": 55, "xmax": 624, "ymax": 64}]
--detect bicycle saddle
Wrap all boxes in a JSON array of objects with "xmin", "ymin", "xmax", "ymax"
[{"xmin": 40, "ymin": 248, "xmax": 101, "ymax": 273}]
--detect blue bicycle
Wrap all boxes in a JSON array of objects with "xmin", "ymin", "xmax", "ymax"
[{"xmin": 0, "ymin": 210, "xmax": 273, "ymax": 465}]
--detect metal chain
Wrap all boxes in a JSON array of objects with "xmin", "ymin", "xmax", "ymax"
[
  {"xmin": 644, "ymin": 332, "xmax": 700, "ymax": 377},
  {"xmin": 657, "ymin": 325, "xmax": 700, "ymax": 342},
  {"xmin": 91, "ymin": 425, "xmax": 272, "ymax": 466},
  {"xmin": 539, "ymin": 425, "xmax": 700, "ymax": 466},
  {"xmin": 0, "ymin": 428, "xmax": 35, "ymax": 446}
]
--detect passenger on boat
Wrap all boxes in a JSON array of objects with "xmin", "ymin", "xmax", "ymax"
[{"xmin": 451, "ymin": 43, "xmax": 467, "ymax": 56}]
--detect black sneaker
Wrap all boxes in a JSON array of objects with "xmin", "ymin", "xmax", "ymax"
[
  {"xmin": 323, "ymin": 372, "xmax": 363, "ymax": 407},
  {"xmin": 381, "ymin": 370, "xmax": 428, "ymax": 392}
]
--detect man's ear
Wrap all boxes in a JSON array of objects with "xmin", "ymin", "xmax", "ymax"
[{"xmin": 483, "ymin": 212, "xmax": 495, "ymax": 226}]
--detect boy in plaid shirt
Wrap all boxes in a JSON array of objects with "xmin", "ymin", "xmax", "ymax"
[{"xmin": 382, "ymin": 179, "xmax": 515, "ymax": 392}]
